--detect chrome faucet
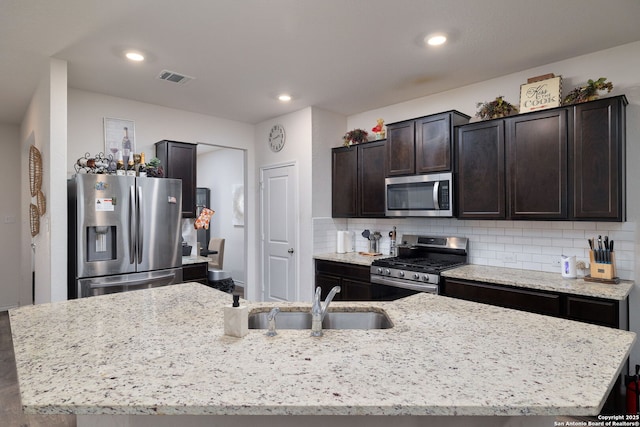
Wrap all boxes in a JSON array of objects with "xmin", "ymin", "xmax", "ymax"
[
  {"xmin": 266, "ymin": 307, "xmax": 280, "ymax": 337},
  {"xmin": 311, "ymin": 285, "xmax": 341, "ymax": 337}
]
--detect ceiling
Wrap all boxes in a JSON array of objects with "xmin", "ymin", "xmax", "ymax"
[{"xmin": 2, "ymin": 0, "xmax": 640, "ymax": 126}]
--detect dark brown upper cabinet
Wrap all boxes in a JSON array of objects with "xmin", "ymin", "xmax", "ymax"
[
  {"xmin": 457, "ymin": 120, "xmax": 506, "ymax": 219},
  {"xmin": 155, "ymin": 140, "xmax": 197, "ymax": 218},
  {"xmin": 572, "ymin": 96, "xmax": 627, "ymax": 221},
  {"xmin": 455, "ymin": 95, "xmax": 627, "ymax": 221},
  {"xmin": 332, "ymin": 140, "xmax": 386, "ymax": 218},
  {"xmin": 386, "ymin": 111, "xmax": 470, "ymax": 177},
  {"xmin": 505, "ymin": 109, "xmax": 568, "ymax": 220}
]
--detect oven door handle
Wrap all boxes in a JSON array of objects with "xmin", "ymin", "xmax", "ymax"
[{"xmin": 371, "ymin": 276, "xmax": 439, "ymax": 294}]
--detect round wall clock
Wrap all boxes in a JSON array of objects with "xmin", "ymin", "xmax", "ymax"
[{"xmin": 268, "ymin": 124, "xmax": 286, "ymax": 152}]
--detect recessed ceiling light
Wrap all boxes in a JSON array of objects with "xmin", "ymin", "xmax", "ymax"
[
  {"xmin": 425, "ymin": 33, "xmax": 447, "ymax": 46},
  {"xmin": 125, "ymin": 51, "xmax": 145, "ymax": 62},
  {"xmin": 278, "ymin": 94, "xmax": 292, "ymax": 102}
]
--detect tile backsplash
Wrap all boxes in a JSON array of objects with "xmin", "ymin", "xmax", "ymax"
[{"xmin": 313, "ymin": 217, "xmax": 636, "ymax": 280}]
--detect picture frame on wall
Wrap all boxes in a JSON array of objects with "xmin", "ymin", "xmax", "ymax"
[
  {"xmin": 104, "ymin": 117, "xmax": 135, "ymax": 166},
  {"xmin": 519, "ymin": 75, "xmax": 562, "ymax": 114}
]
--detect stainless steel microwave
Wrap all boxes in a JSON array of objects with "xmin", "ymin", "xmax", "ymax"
[{"xmin": 385, "ymin": 172, "xmax": 453, "ymax": 217}]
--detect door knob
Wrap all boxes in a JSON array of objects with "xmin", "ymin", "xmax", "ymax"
[{"xmin": 288, "ymin": 248, "xmax": 294, "ymax": 254}]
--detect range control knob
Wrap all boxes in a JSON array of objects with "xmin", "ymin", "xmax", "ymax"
[
  {"xmin": 399, "ymin": 271, "xmax": 405, "ymax": 277},
  {"xmin": 413, "ymin": 273, "xmax": 420, "ymax": 280},
  {"xmin": 385, "ymin": 269, "xmax": 391, "ymax": 275},
  {"xmin": 377, "ymin": 267, "xmax": 383, "ymax": 274}
]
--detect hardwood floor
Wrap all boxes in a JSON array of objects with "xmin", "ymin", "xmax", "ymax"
[{"xmin": 0, "ymin": 311, "xmax": 76, "ymax": 427}]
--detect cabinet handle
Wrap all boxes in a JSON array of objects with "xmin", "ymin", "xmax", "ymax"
[{"xmin": 288, "ymin": 248, "xmax": 294, "ymax": 254}]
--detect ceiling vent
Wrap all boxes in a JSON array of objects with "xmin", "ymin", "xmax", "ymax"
[{"xmin": 157, "ymin": 70, "xmax": 194, "ymax": 85}]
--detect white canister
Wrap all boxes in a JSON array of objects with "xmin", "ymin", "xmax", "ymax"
[
  {"xmin": 561, "ymin": 255, "xmax": 577, "ymax": 279},
  {"xmin": 336, "ymin": 231, "xmax": 346, "ymax": 253}
]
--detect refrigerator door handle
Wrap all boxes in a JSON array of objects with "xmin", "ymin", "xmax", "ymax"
[
  {"xmin": 137, "ymin": 185, "xmax": 143, "ymax": 264},
  {"xmin": 129, "ymin": 185, "xmax": 136, "ymax": 264}
]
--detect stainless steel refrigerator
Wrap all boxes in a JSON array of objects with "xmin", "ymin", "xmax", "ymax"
[{"xmin": 68, "ymin": 174, "xmax": 183, "ymax": 298}]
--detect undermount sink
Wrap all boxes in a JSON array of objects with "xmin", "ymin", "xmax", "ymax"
[{"xmin": 248, "ymin": 309, "xmax": 393, "ymax": 330}]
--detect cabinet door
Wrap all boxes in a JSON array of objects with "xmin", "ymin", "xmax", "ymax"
[
  {"xmin": 315, "ymin": 274, "xmax": 344, "ymax": 301},
  {"xmin": 506, "ymin": 110, "xmax": 568, "ymax": 219},
  {"xmin": 415, "ymin": 113, "xmax": 451, "ymax": 173},
  {"xmin": 358, "ymin": 140, "xmax": 386, "ymax": 217},
  {"xmin": 332, "ymin": 147, "xmax": 357, "ymax": 217},
  {"xmin": 342, "ymin": 279, "xmax": 372, "ymax": 301},
  {"xmin": 386, "ymin": 121, "xmax": 415, "ymax": 176},
  {"xmin": 457, "ymin": 120, "xmax": 506, "ymax": 219},
  {"xmin": 156, "ymin": 141, "xmax": 197, "ymax": 218},
  {"xmin": 572, "ymin": 97, "xmax": 625, "ymax": 221}
]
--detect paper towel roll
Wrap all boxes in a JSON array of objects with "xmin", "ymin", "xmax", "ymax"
[{"xmin": 336, "ymin": 231, "xmax": 346, "ymax": 253}]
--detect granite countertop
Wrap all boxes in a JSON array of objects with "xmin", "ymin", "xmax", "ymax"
[
  {"xmin": 9, "ymin": 283, "xmax": 635, "ymax": 417},
  {"xmin": 182, "ymin": 255, "xmax": 211, "ymax": 265},
  {"xmin": 314, "ymin": 252, "xmax": 391, "ymax": 266},
  {"xmin": 443, "ymin": 265, "xmax": 634, "ymax": 301}
]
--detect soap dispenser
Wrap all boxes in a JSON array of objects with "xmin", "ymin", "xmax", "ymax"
[{"xmin": 224, "ymin": 294, "xmax": 248, "ymax": 338}]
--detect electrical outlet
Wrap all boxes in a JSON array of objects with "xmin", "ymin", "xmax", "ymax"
[
  {"xmin": 553, "ymin": 258, "xmax": 561, "ymax": 267},
  {"xmin": 503, "ymin": 253, "xmax": 516, "ymax": 263}
]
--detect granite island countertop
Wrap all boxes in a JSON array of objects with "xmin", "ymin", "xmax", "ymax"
[{"xmin": 9, "ymin": 283, "xmax": 635, "ymax": 419}]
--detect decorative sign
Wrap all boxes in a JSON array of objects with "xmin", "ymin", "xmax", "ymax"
[{"xmin": 519, "ymin": 76, "xmax": 562, "ymax": 113}]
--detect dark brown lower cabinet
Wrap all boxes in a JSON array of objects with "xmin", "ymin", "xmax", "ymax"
[
  {"xmin": 182, "ymin": 262, "xmax": 208, "ymax": 285},
  {"xmin": 315, "ymin": 260, "xmax": 370, "ymax": 301},
  {"xmin": 442, "ymin": 278, "xmax": 561, "ymax": 316}
]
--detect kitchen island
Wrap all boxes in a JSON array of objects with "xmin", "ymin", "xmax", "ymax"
[{"xmin": 9, "ymin": 283, "xmax": 635, "ymax": 427}]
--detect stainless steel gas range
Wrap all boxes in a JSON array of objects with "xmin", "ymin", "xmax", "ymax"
[{"xmin": 370, "ymin": 235, "xmax": 468, "ymax": 296}]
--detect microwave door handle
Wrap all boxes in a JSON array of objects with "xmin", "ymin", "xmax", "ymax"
[
  {"xmin": 137, "ymin": 185, "xmax": 143, "ymax": 264},
  {"xmin": 129, "ymin": 185, "xmax": 136, "ymax": 264},
  {"xmin": 432, "ymin": 181, "xmax": 440, "ymax": 210}
]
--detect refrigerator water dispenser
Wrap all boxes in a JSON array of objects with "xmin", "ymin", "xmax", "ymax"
[{"xmin": 86, "ymin": 226, "xmax": 116, "ymax": 261}]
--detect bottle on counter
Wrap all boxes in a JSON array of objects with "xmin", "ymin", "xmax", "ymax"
[{"xmin": 138, "ymin": 152, "xmax": 147, "ymax": 177}]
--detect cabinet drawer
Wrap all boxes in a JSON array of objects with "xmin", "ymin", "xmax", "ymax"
[
  {"xmin": 444, "ymin": 279, "xmax": 561, "ymax": 316},
  {"xmin": 565, "ymin": 296, "xmax": 618, "ymax": 328}
]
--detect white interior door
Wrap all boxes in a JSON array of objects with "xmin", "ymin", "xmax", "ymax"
[{"xmin": 261, "ymin": 164, "xmax": 297, "ymax": 302}]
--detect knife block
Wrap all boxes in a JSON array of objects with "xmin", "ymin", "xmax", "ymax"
[{"xmin": 589, "ymin": 250, "xmax": 617, "ymax": 280}]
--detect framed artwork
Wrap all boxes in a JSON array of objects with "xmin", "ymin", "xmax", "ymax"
[
  {"xmin": 519, "ymin": 76, "xmax": 562, "ymax": 113},
  {"xmin": 104, "ymin": 117, "xmax": 135, "ymax": 165}
]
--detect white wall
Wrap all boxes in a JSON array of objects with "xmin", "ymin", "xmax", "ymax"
[
  {"xmin": 0, "ymin": 122, "xmax": 22, "ymax": 309},
  {"xmin": 67, "ymin": 89, "xmax": 258, "ymax": 295},
  {"xmin": 314, "ymin": 41, "xmax": 640, "ymax": 367},
  {"xmin": 20, "ymin": 58, "xmax": 67, "ymax": 304},
  {"xmin": 311, "ymin": 107, "xmax": 346, "ymax": 218},
  {"xmin": 197, "ymin": 147, "xmax": 246, "ymax": 284},
  {"xmin": 255, "ymin": 108, "xmax": 313, "ymax": 302}
]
